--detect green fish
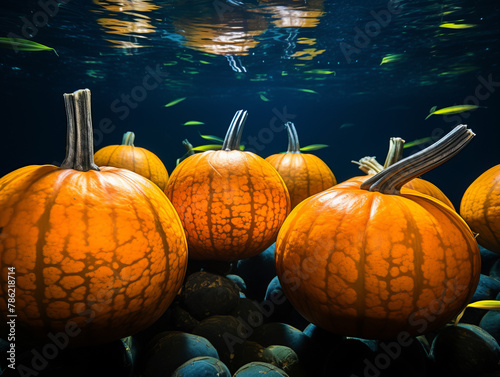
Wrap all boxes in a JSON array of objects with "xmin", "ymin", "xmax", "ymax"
[
  {"xmin": 300, "ymin": 144, "xmax": 329, "ymax": 151},
  {"xmin": 199, "ymin": 132, "xmax": 224, "ymax": 143},
  {"xmin": 183, "ymin": 121, "xmax": 205, "ymax": 126},
  {"xmin": 259, "ymin": 93, "xmax": 271, "ymax": 102},
  {"xmin": 0, "ymin": 37, "xmax": 58, "ymax": 55},
  {"xmin": 403, "ymin": 137, "xmax": 435, "ymax": 149},
  {"xmin": 296, "ymin": 88, "xmax": 319, "ymax": 94},
  {"xmin": 164, "ymin": 97, "xmax": 186, "ymax": 107},
  {"xmin": 380, "ymin": 53, "xmax": 404, "ymax": 65},
  {"xmin": 192, "ymin": 144, "xmax": 245, "ymax": 151},
  {"xmin": 439, "ymin": 23, "xmax": 477, "ymax": 29},
  {"xmin": 192, "ymin": 144, "xmax": 223, "ymax": 151},
  {"xmin": 425, "ymin": 105, "xmax": 485, "ymax": 120}
]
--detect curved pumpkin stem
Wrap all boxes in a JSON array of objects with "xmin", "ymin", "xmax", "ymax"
[
  {"xmin": 352, "ymin": 137, "xmax": 405, "ymax": 174},
  {"xmin": 122, "ymin": 131, "xmax": 135, "ymax": 146},
  {"xmin": 222, "ymin": 110, "xmax": 248, "ymax": 151},
  {"xmin": 361, "ymin": 125, "xmax": 474, "ymax": 194},
  {"xmin": 285, "ymin": 122, "xmax": 301, "ymax": 153},
  {"xmin": 383, "ymin": 137, "xmax": 405, "ymax": 168},
  {"xmin": 352, "ymin": 157, "xmax": 384, "ymax": 174},
  {"xmin": 61, "ymin": 89, "xmax": 99, "ymax": 172}
]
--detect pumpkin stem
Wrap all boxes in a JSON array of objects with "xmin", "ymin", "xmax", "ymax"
[
  {"xmin": 383, "ymin": 137, "xmax": 405, "ymax": 168},
  {"xmin": 61, "ymin": 89, "xmax": 100, "ymax": 172},
  {"xmin": 285, "ymin": 122, "xmax": 301, "ymax": 153},
  {"xmin": 360, "ymin": 125, "xmax": 474, "ymax": 194},
  {"xmin": 122, "ymin": 131, "xmax": 135, "ymax": 146},
  {"xmin": 351, "ymin": 157, "xmax": 384, "ymax": 174},
  {"xmin": 222, "ymin": 110, "xmax": 248, "ymax": 151}
]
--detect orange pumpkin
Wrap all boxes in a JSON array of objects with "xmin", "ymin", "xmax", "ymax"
[
  {"xmin": 460, "ymin": 164, "xmax": 500, "ymax": 253},
  {"xmin": 265, "ymin": 122, "xmax": 336, "ymax": 209},
  {"xmin": 275, "ymin": 126, "xmax": 480, "ymax": 339},
  {"xmin": 0, "ymin": 89, "xmax": 188, "ymax": 345},
  {"xmin": 165, "ymin": 110, "xmax": 291, "ymax": 261},
  {"xmin": 94, "ymin": 131, "xmax": 169, "ymax": 190},
  {"xmin": 353, "ymin": 137, "xmax": 455, "ymax": 209}
]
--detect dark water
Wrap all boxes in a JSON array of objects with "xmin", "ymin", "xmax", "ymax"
[{"xmin": 0, "ymin": 0, "xmax": 499, "ymax": 207}]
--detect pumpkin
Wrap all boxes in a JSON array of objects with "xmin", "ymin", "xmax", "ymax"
[
  {"xmin": 94, "ymin": 131, "xmax": 169, "ymax": 190},
  {"xmin": 275, "ymin": 125, "xmax": 480, "ymax": 339},
  {"xmin": 165, "ymin": 110, "xmax": 290, "ymax": 261},
  {"xmin": 0, "ymin": 89, "xmax": 188, "ymax": 345},
  {"xmin": 352, "ymin": 137, "xmax": 455, "ymax": 209},
  {"xmin": 460, "ymin": 164, "xmax": 500, "ymax": 253},
  {"xmin": 265, "ymin": 122, "xmax": 336, "ymax": 209}
]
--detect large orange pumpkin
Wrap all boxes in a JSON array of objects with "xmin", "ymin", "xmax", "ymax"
[
  {"xmin": 265, "ymin": 122, "xmax": 336, "ymax": 209},
  {"xmin": 0, "ymin": 89, "xmax": 188, "ymax": 345},
  {"xmin": 352, "ymin": 137, "xmax": 455, "ymax": 209},
  {"xmin": 165, "ymin": 110, "xmax": 290, "ymax": 261},
  {"xmin": 94, "ymin": 131, "xmax": 169, "ymax": 190},
  {"xmin": 460, "ymin": 164, "xmax": 500, "ymax": 253},
  {"xmin": 275, "ymin": 125, "xmax": 480, "ymax": 339}
]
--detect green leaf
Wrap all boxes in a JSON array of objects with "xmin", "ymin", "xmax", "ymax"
[
  {"xmin": 0, "ymin": 37, "xmax": 58, "ymax": 56},
  {"xmin": 300, "ymin": 144, "xmax": 329, "ymax": 151}
]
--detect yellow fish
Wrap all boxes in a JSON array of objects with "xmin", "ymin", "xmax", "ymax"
[
  {"xmin": 425, "ymin": 105, "xmax": 485, "ymax": 120},
  {"xmin": 439, "ymin": 23, "xmax": 477, "ymax": 29},
  {"xmin": 183, "ymin": 121, "xmax": 205, "ymax": 126},
  {"xmin": 164, "ymin": 97, "xmax": 186, "ymax": 107},
  {"xmin": 380, "ymin": 53, "xmax": 404, "ymax": 65},
  {"xmin": 300, "ymin": 144, "xmax": 329, "ymax": 151}
]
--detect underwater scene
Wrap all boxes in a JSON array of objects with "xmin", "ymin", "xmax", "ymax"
[{"xmin": 0, "ymin": 0, "xmax": 500, "ymax": 376}]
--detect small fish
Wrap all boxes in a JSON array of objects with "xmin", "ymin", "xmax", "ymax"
[
  {"xmin": 176, "ymin": 139, "xmax": 195, "ymax": 165},
  {"xmin": 183, "ymin": 121, "xmax": 205, "ymax": 126},
  {"xmin": 199, "ymin": 132, "xmax": 224, "ymax": 143},
  {"xmin": 304, "ymin": 69, "xmax": 336, "ymax": 75},
  {"xmin": 439, "ymin": 23, "xmax": 477, "ymax": 29},
  {"xmin": 380, "ymin": 53, "xmax": 404, "ymax": 65},
  {"xmin": 296, "ymin": 88, "xmax": 319, "ymax": 94},
  {"xmin": 425, "ymin": 105, "xmax": 485, "ymax": 120},
  {"xmin": 0, "ymin": 37, "xmax": 58, "ymax": 56},
  {"xmin": 164, "ymin": 97, "xmax": 186, "ymax": 107},
  {"xmin": 300, "ymin": 144, "xmax": 329, "ymax": 151},
  {"xmin": 403, "ymin": 137, "xmax": 435, "ymax": 149},
  {"xmin": 259, "ymin": 92, "xmax": 270, "ymax": 102},
  {"xmin": 339, "ymin": 123, "xmax": 355, "ymax": 129},
  {"xmin": 192, "ymin": 144, "xmax": 223, "ymax": 151}
]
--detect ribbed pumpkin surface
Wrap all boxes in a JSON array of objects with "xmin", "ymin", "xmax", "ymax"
[
  {"xmin": 165, "ymin": 150, "xmax": 290, "ymax": 261},
  {"xmin": 404, "ymin": 177, "xmax": 455, "ymax": 210},
  {"xmin": 275, "ymin": 176, "xmax": 480, "ymax": 339},
  {"xmin": 265, "ymin": 153, "xmax": 336, "ymax": 209},
  {"xmin": 94, "ymin": 144, "xmax": 169, "ymax": 190},
  {"xmin": 460, "ymin": 164, "xmax": 500, "ymax": 253},
  {"xmin": 0, "ymin": 165, "xmax": 187, "ymax": 345}
]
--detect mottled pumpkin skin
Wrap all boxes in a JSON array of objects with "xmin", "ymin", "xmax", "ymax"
[
  {"xmin": 275, "ymin": 176, "xmax": 480, "ymax": 339},
  {"xmin": 0, "ymin": 165, "xmax": 188, "ymax": 345},
  {"xmin": 265, "ymin": 153, "xmax": 336, "ymax": 209},
  {"xmin": 404, "ymin": 177, "xmax": 455, "ymax": 210},
  {"xmin": 94, "ymin": 145, "xmax": 169, "ymax": 190},
  {"xmin": 460, "ymin": 164, "xmax": 500, "ymax": 253},
  {"xmin": 165, "ymin": 150, "xmax": 290, "ymax": 261}
]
